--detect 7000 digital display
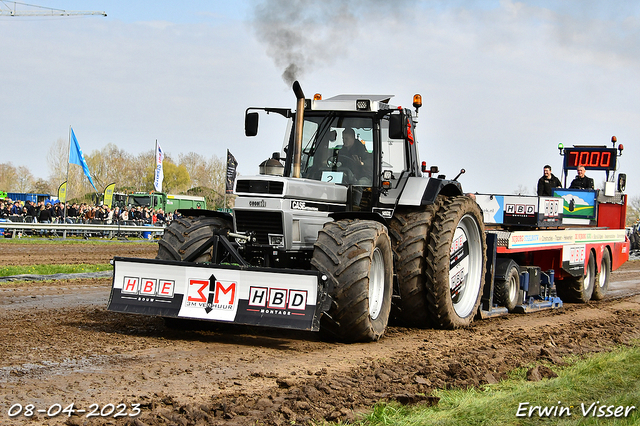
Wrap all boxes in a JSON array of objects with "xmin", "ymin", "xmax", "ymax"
[{"xmin": 563, "ymin": 147, "xmax": 617, "ymax": 171}]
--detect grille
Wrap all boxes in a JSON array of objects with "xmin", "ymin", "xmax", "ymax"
[
  {"xmin": 235, "ymin": 210, "xmax": 283, "ymax": 244},
  {"xmin": 235, "ymin": 180, "xmax": 284, "ymax": 195}
]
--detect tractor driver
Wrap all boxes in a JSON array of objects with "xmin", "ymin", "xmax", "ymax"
[
  {"xmin": 569, "ymin": 166, "xmax": 595, "ymax": 190},
  {"xmin": 338, "ymin": 128, "xmax": 372, "ymax": 180}
]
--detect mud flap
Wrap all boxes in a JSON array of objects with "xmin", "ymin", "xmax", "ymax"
[{"xmin": 108, "ymin": 257, "xmax": 331, "ymax": 332}]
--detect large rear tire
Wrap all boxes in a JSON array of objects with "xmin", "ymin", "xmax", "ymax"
[
  {"xmin": 425, "ymin": 196, "xmax": 487, "ymax": 329},
  {"xmin": 389, "ymin": 199, "xmax": 442, "ymax": 327},
  {"xmin": 157, "ymin": 215, "xmax": 233, "ymax": 262},
  {"xmin": 591, "ymin": 249, "xmax": 611, "ymax": 300},
  {"xmin": 558, "ymin": 251, "xmax": 596, "ymax": 303},
  {"xmin": 311, "ymin": 219, "xmax": 393, "ymax": 342}
]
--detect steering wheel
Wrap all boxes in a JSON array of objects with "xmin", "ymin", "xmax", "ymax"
[{"xmin": 326, "ymin": 154, "xmax": 361, "ymax": 170}]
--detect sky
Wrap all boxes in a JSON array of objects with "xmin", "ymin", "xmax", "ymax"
[{"xmin": 1, "ymin": 0, "xmax": 639, "ymax": 198}]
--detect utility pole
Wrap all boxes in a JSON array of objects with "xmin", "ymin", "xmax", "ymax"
[{"xmin": 0, "ymin": 1, "xmax": 106, "ymax": 17}]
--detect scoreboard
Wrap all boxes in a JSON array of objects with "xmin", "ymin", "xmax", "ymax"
[{"xmin": 562, "ymin": 146, "xmax": 617, "ymax": 171}]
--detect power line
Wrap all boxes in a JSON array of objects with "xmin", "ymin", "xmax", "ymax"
[{"xmin": 0, "ymin": 1, "xmax": 106, "ymax": 17}]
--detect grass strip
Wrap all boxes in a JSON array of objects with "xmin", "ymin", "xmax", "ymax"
[
  {"xmin": 360, "ymin": 343, "xmax": 640, "ymax": 425},
  {"xmin": 0, "ymin": 263, "xmax": 113, "ymax": 277}
]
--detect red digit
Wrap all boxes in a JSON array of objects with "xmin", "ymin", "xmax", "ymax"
[
  {"xmin": 569, "ymin": 151, "xmax": 578, "ymax": 167},
  {"xmin": 579, "ymin": 151, "xmax": 589, "ymax": 166}
]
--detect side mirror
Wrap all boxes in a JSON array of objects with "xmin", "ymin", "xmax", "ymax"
[
  {"xmin": 618, "ymin": 173, "xmax": 626, "ymax": 192},
  {"xmin": 245, "ymin": 112, "xmax": 259, "ymax": 137},
  {"xmin": 388, "ymin": 113, "xmax": 407, "ymax": 140}
]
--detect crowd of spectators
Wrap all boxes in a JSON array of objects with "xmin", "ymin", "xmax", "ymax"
[{"xmin": 0, "ymin": 199, "xmax": 180, "ymax": 226}]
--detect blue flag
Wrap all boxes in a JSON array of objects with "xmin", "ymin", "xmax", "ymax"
[{"xmin": 69, "ymin": 128, "xmax": 98, "ymax": 192}]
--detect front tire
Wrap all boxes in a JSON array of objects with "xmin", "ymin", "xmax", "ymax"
[
  {"xmin": 311, "ymin": 219, "xmax": 393, "ymax": 342},
  {"xmin": 425, "ymin": 196, "xmax": 487, "ymax": 329},
  {"xmin": 591, "ymin": 249, "xmax": 611, "ymax": 300},
  {"xmin": 156, "ymin": 215, "xmax": 233, "ymax": 262}
]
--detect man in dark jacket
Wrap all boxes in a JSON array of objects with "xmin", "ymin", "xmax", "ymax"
[
  {"xmin": 338, "ymin": 128, "xmax": 372, "ymax": 181},
  {"xmin": 537, "ymin": 165, "xmax": 562, "ymax": 196},
  {"xmin": 570, "ymin": 166, "xmax": 595, "ymax": 190},
  {"xmin": 25, "ymin": 200, "xmax": 37, "ymax": 221},
  {"xmin": 10, "ymin": 201, "xmax": 22, "ymax": 216}
]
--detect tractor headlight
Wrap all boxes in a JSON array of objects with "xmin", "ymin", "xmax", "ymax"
[{"xmin": 268, "ymin": 234, "xmax": 284, "ymax": 247}]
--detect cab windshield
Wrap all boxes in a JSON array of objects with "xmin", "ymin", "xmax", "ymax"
[{"xmin": 298, "ymin": 115, "xmax": 375, "ymax": 186}]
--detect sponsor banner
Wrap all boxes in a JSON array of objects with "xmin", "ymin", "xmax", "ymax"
[
  {"xmin": 476, "ymin": 194, "xmax": 538, "ymax": 225},
  {"xmin": 561, "ymin": 244, "xmax": 587, "ymax": 276},
  {"xmin": 109, "ymin": 259, "xmax": 320, "ymax": 330},
  {"xmin": 103, "ymin": 182, "xmax": 116, "ymax": 208},
  {"xmin": 226, "ymin": 150, "xmax": 238, "ymax": 194},
  {"xmin": 508, "ymin": 229, "xmax": 627, "ymax": 249},
  {"xmin": 154, "ymin": 141, "xmax": 164, "ymax": 192},
  {"xmin": 562, "ymin": 244, "xmax": 586, "ymax": 264},
  {"xmin": 538, "ymin": 196, "xmax": 563, "ymax": 225},
  {"xmin": 58, "ymin": 181, "xmax": 67, "ymax": 203}
]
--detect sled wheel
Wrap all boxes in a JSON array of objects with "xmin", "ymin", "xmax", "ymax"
[
  {"xmin": 425, "ymin": 196, "xmax": 487, "ymax": 329},
  {"xmin": 157, "ymin": 215, "xmax": 233, "ymax": 262},
  {"xmin": 389, "ymin": 199, "xmax": 443, "ymax": 327},
  {"xmin": 311, "ymin": 219, "xmax": 393, "ymax": 342},
  {"xmin": 591, "ymin": 249, "xmax": 611, "ymax": 300},
  {"xmin": 558, "ymin": 251, "xmax": 596, "ymax": 303},
  {"xmin": 494, "ymin": 262, "xmax": 521, "ymax": 312}
]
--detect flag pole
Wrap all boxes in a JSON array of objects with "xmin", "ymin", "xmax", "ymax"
[
  {"xmin": 63, "ymin": 125, "xmax": 71, "ymax": 225},
  {"xmin": 153, "ymin": 139, "xmax": 157, "ymax": 210},
  {"xmin": 61, "ymin": 125, "xmax": 72, "ymax": 238},
  {"xmin": 224, "ymin": 149, "xmax": 228, "ymax": 210}
]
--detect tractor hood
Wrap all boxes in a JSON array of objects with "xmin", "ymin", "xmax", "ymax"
[{"xmin": 234, "ymin": 175, "xmax": 348, "ymax": 204}]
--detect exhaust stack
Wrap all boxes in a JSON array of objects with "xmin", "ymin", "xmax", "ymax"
[{"xmin": 292, "ymin": 81, "xmax": 305, "ymax": 178}]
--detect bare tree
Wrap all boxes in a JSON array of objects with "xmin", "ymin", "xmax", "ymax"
[
  {"xmin": 627, "ymin": 195, "xmax": 640, "ymax": 226},
  {"xmin": 0, "ymin": 162, "xmax": 18, "ymax": 191},
  {"xmin": 513, "ymin": 184, "xmax": 530, "ymax": 196},
  {"xmin": 178, "ymin": 152, "xmax": 228, "ymax": 208},
  {"xmin": 32, "ymin": 179, "xmax": 52, "ymax": 194},
  {"xmin": 15, "ymin": 166, "xmax": 35, "ymax": 192},
  {"xmin": 47, "ymin": 137, "xmax": 68, "ymax": 187},
  {"xmin": 85, "ymin": 143, "xmax": 135, "ymax": 193}
]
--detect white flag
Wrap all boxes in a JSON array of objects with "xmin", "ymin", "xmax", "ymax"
[{"xmin": 154, "ymin": 141, "xmax": 164, "ymax": 192}]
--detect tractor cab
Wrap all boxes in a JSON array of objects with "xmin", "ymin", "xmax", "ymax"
[{"xmin": 246, "ymin": 91, "xmax": 424, "ymax": 213}]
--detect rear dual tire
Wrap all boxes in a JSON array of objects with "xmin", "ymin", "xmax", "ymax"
[
  {"xmin": 389, "ymin": 199, "xmax": 443, "ymax": 327},
  {"xmin": 425, "ymin": 196, "xmax": 487, "ymax": 329},
  {"xmin": 591, "ymin": 249, "xmax": 611, "ymax": 300},
  {"xmin": 494, "ymin": 263, "xmax": 522, "ymax": 312},
  {"xmin": 558, "ymin": 251, "xmax": 596, "ymax": 303}
]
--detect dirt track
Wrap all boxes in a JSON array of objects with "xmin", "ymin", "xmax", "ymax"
[{"xmin": 0, "ymin": 242, "xmax": 639, "ymax": 425}]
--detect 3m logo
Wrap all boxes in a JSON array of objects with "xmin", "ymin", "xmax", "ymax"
[
  {"xmin": 122, "ymin": 276, "xmax": 175, "ymax": 297},
  {"xmin": 248, "ymin": 287, "xmax": 307, "ymax": 310},
  {"xmin": 186, "ymin": 277, "xmax": 236, "ymax": 310}
]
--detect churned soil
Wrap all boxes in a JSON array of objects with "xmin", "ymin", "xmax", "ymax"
[
  {"xmin": 0, "ymin": 240, "xmax": 158, "ymax": 266},
  {"xmin": 0, "ymin": 242, "xmax": 639, "ymax": 426}
]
